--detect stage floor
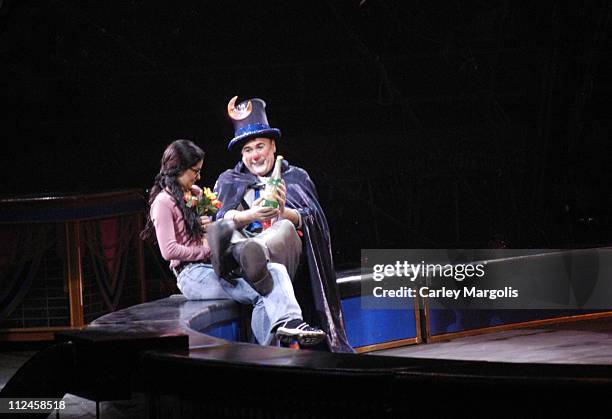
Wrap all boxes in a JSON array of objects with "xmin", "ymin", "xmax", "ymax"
[{"xmin": 373, "ymin": 317, "xmax": 612, "ymax": 364}]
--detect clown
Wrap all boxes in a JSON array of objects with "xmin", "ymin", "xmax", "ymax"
[{"xmin": 208, "ymin": 97, "xmax": 352, "ymax": 353}]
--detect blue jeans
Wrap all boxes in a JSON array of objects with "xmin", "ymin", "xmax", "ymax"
[{"xmin": 176, "ymin": 262, "xmax": 302, "ymax": 345}]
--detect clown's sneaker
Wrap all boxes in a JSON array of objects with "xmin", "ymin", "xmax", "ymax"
[{"xmin": 275, "ymin": 320, "xmax": 326, "ymax": 346}]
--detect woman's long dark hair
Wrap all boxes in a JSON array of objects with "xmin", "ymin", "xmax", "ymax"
[{"xmin": 141, "ymin": 139, "xmax": 205, "ymax": 243}]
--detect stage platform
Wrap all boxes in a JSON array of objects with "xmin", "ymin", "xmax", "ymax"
[
  {"xmin": 4, "ymin": 248, "xmax": 612, "ymax": 417},
  {"xmin": 5, "ymin": 294, "xmax": 612, "ymax": 417}
]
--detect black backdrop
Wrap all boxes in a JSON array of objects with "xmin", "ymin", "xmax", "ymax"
[{"xmin": 2, "ymin": 1, "xmax": 612, "ymax": 264}]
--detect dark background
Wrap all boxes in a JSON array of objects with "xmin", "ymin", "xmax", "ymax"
[{"xmin": 2, "ymin": 0, "xmax": 612, "ymax": 265}]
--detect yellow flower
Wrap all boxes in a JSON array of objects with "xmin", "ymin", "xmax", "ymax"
[{"xmin": 203, "ymin": 187, "xmax": 218, "ymax": 201}]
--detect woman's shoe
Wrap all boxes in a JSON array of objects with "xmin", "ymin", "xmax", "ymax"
[
  {"xmin": 232, "ymin": 240, "xmax": 273, "ymax": 296},
  {"xmin": 207, "ymin": 220, "xmax": 237, "ymax": 281}
]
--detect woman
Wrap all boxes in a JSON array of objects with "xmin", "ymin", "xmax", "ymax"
[{"xmin": 141, "ymin": 140, "xmax": 325, "ymax": 346}]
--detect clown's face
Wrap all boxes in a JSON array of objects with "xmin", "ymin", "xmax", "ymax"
[{"xmin": 241, "ymin": 137, "xmax": 276, "ymax": 176}]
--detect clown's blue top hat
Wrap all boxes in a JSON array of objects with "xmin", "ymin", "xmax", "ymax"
[{"xmin": 227, "ymin": 97, "xmax": 281, "ymax": 151}]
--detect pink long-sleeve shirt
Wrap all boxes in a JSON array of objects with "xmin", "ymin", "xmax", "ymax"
[{"xmin": 150, "ymin": 186, "xmax": 211, "ymax": 269}]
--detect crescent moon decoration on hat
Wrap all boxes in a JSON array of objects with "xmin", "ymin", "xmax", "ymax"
[
  {"xmin": 227, "ymin": 96, "xmax": 252, "ymax": 121},
  {"xmin": 226, "ymin": 97, "xmax": 281, "ymax": 150}
]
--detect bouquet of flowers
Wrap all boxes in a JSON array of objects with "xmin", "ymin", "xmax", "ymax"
[{"xmin": 184, "ymin": 187, "xmax": 222, "ymax": 216}]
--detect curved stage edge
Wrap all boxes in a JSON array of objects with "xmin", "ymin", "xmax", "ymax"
[{"xmin": 4, "ymin": 249, "xmax": 612, "ymax": 417}]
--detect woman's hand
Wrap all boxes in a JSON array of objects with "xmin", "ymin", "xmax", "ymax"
[{"xmin": 200, "ymin": 215, "xmax": 212, "ymax": 231}]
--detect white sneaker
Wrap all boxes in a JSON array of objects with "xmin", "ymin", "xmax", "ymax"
[{"xmin": 275, "ymin": 320, "xmax": 326, "ymax": 346}]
